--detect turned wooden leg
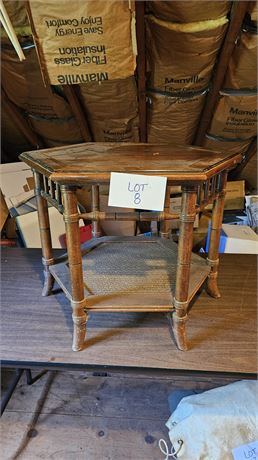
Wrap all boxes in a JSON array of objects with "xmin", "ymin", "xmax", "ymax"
[
  {"xmin": 62, "ymin": 186, "xmax": 87, "ymax": 351},
  {"xmin": 91, "ymin": 185, "xmax": 101, "ymax": 238},
  {"xmin": 206, "ymin": 173, "xmax": 227, "ymax": 298},
  {"xmin": 34, "ymin": 171, "xmax": 54, "ymax": 296},
  {"xmin": 160, "ymin": 186, "xmax": 171, "ymax": 239},
  {"xmin": 171, "ymin": 186, "xmax": 197, "ymax": 351}
]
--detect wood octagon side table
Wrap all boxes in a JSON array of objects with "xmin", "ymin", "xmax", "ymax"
[{"xmin": 20, "ymin": 143, "xmax": 241, "ymax": 352}]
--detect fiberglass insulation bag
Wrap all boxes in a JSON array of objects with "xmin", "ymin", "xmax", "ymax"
[
  {"xmin": 27, "ymin": 0, "xmax": 137, "ymax": 85},
  {"xmin": 1, "ymin": 109, "xmax": 33, "ymax": 159},
  {"xmin": 237, "ymin": 149, "xmax": 257, "ymax": 190},
  {"xmin": 208, "ymin": 91, "xmax": 257, "ymax": 140},
  {"xmin": 202, "ymin": 134, "xmax": 252, "ymax": 155},
  {"xmin": 146, "ymin": 15, "xmax": 228, "ymax": 92},
  {"xmin": 147, "ymin": 1, "xmax": 231, "ymax": 23},
  {"xmin": 1, "ymin": 40, "xmax": 91, "ymax": 145},
  {"xmin": 28, "ymin": 115, "xmax": 84, "ymax": 147},
  {"xmin": 223, "ymin": 27, "xmax": 257, "ymax": 91},
  {"xmin": 79, "ymin": 77, "xmax": 139, "ymax": 142},
  {"xmin": 147, "ymin": 90, "xmax": 207, "ymax": 144},
  {"xmin": 1, "ymin": 44, "xmax": 74, "ymax": 118},
  {"xmin": 83, "ymin": 117, "xmax": 139, "ymax": 143}
]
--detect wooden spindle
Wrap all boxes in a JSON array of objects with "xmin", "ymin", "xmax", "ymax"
[
  {"xmin": 62, "ymin": 185, "xmax": 87, "ymax": 352},
  {"xmin": 204, "ymin": 180, "xmax": 209, "ymax": 201},
  {"xmin": 50, "ymin": 180, "xmax": 55, "ymax": 199},
  {"xmin": 160, "ymin": 187, "xmax": 171, "ymax": 238},
  {"xmin": 91, "ymin": 185, "xmax": 101, "ymax": 238},
  {"xmin": 56, "ymin": 184, "xmax": 62, "ymax": 205},
  {"xmin": 206, "ymin": 172, "xmax": 227, "ymax": 298},
  {"xmin": 43, "ymin": 176, "xmax": 48, "ymax": 193},
  {"xmin": 34, "ymin": 171, "xmax": 54, "ymax": 296},
  {"xmin": 172, "ymin": 186, "xmax": 197, "ymax": 351}
]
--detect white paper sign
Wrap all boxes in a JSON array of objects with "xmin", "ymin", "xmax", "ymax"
[
  {"xmin": 108, "ymin": 172, "xmax": 167, "ymax": 211},
  {"xmin": 232, "ymin": 441, "xmax": 258, "ymax": 460}
]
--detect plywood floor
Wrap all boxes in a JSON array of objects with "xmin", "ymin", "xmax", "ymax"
[
  {"xmin": 1, "ymin": 249, "xmax": 257, "ymax": 374},
  {"xmin": 1, "ymin": 369, "xmax": 243, "ymax": 460}
]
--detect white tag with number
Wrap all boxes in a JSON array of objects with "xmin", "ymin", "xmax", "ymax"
[
  {"xmin": 108, "ymin": 172, "xmax": 167, "ymax": 211},
  {"xmin": 232, "ymin": 441, "xmax": 258, "ymax": 460}
]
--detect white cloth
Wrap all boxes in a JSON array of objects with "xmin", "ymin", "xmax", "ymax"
[{"xmin": 166, "ymin": 380, "xmax": 258, "ymax": 460}]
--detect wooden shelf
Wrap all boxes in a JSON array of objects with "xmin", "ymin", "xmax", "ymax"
[{"xmin": 50, "ymin": 236, "xmax": 210, "ymax": 312}]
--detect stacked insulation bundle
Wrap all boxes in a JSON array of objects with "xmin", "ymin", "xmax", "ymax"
[
  {"xmin": 1, "ymin": 1, "xmax": 34, "ymax": 158},
  {"xmin": 2, "ymin": 45, "xmax": 87, "ymax": 146},
  {"xmin": 79, "ymin": 76, "xmax": 139, "ymax": 143},
  {"xmin": 1, "ymin": 0, "xmax": 139, "ymax": 161},
  {"xmin": 1, "ymin": 1, "xmax": 90, "ymax": 159},
  {"xmin": 203, "ymin": 2, "xmax": 257, "ymax": 159},
  {"xmin": 76, "ymin": 1, "xmax": 139, "ymax": 143},
  {"xmin": 146, "ymin": 1, "xmax": 231, "ymax": 144},
  {"xmin": 28, "ymin": 0, "xmax": 139, "ymax": 143}
]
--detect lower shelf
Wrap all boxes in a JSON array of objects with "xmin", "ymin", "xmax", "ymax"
[{"xmin": 50, "ymin": 236, "xmax": 210, "ymax": 312}]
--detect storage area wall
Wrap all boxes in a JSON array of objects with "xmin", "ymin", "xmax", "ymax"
[{"xmin": 1, "ymin": 0, "xmax": 257, "ymax": 187}]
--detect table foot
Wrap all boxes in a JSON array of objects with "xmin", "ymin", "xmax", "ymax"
[
  {"xmin": 172, "ymin": 316, "xmax": 188, "ymax": 351},
  {"xmin": 206, "ymin": 273, "xmax": 221, "ymax": 299},
  {"xmin": 72, "ymin": 311, "xmax": 88, "ymax": 352},
  {"xmin": 170, "ymin": 312, "xmax": 188, "ymax": 351},
  {"xmin": 42, "ymin": 269, "xmax": 54, "ymax": 297}
]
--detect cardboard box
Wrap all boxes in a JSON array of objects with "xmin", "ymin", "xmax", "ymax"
[
  {"xmin": 16, "ymin": 207, "xmax": 64, "ymax": 248},
  {"xmin": 100, "ymin": 194, "xmax": 136, "ymax": 236},
  {"xmin": 76, "ymin": 190, "xmax": 136, "ymax": 236},
  {"xmin": 206, "ymin": 224, "xmax": 258, "ymax": 254},
  {"xmin": 16, "ymin": 207, "xmax": 86, "ymax": 248},
  {"xmin": 0, "ymin": 162, "xmax": 35, "ymax": 216},
  {"xmin": 0, "ymin": 190, "xmax": 9, "ymax": 231},
  {"xmin": 205, "ymin": 180, "xmax": 245, "ymax": 211},
  {"xmin": 193, "ymin": 212, "xmax": 211, "ymax": 248}
]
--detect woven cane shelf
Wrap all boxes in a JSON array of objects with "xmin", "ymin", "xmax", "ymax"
[{"xmin": 50, "ymin": 236, "xmax": 210, "ymax": 312}]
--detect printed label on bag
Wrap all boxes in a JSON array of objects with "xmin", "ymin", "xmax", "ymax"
[
  {"xmin": 28, "ymin": 0, "xmax": 136, "ymax": 85},
  {"xmin": 232, "ymin": 440, "xmax": 258, "ymax": 460},
  {"xmin": 108, "ymin": 172, "xmax": 167, "ymax": 211}
]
